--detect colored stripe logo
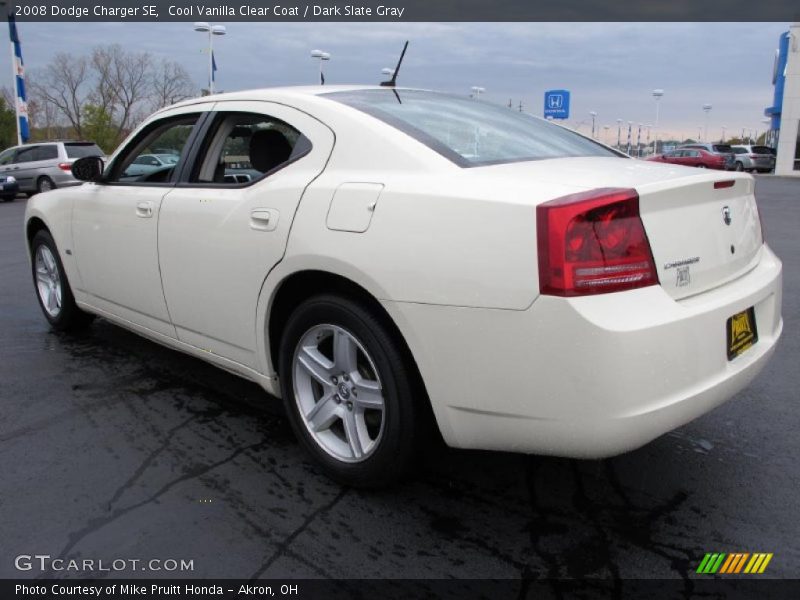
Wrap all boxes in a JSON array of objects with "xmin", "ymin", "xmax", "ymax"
[{"xmin": 697, "ymin": 552, "xmax": 773, "ymax": 574}]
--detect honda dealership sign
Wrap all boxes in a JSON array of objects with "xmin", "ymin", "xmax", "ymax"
[{"xmin": 544, "ymin": 89, "xmax": 570, "ymax": 119}]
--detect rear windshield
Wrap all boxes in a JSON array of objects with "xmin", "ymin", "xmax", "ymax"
[
  {"xmin": 324, "ymin": 89, "xmax": 621, "ymax": 167},
  {"xmin": 65, "ymin": 143, "xmax": 103, "ymax": 158},
  {"xmin": 712, "ymin": 144, "xmax": 733, "ymax": 153},
  {"xmin": 751, "ymin": 146, "xmax": 773, "ymax": 155}
]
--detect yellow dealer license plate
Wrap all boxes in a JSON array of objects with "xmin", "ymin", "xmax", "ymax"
[{"xmin": 727, "ymin": 307, "xmax": 758, "ymax": 361}]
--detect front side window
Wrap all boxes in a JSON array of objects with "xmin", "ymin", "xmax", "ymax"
[
  {"xmin": 325, "ymin": 89, "xmax": 620, "ymax": 167},
  {"xmin": 14, "ymin": 146, "xmax": 38, "ymax": 163},
  {"xmin": 108, "ymin": 114, "xmax": 199, "ymax": 184},
  {"xmin": 0, "ymin": 147, "xmax": 16, "ymax": 165},
  {"xmin": 190, "ymin": 112, "xmax": 309, "ymax": 185}
]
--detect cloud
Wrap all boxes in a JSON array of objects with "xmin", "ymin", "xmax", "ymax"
[{"xmin": 6, "ymin": 20, "xmax": 788, "ymax": 135}]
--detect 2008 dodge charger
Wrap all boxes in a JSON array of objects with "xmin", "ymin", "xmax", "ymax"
[{"xmin": 25, "ymin": 87, "xmax": 783, "ymax": 486}]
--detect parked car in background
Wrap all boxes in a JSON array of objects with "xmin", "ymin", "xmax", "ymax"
[
  {"xmin": 120, "ymin": 153, "xmax": 180, "ymax": 180},
  {"xmin": 647, "ymin": 148, "xmax": 728, "ymax": 170},
  {"xmin": 731, "ymin": 145, "xmax": 776, "ymax": 173},
  {"xmin": 679, "ymin": 143, "xmax": 736, "ymax": 170},
  {"xmin": 0, "ymin": 174, "xmax": 19, "ymax": 201},
  {"xmin": 0, "ymin": 141, "xmax": 104, "ymax": 195}
]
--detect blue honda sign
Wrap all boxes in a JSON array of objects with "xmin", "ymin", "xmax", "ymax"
[{"xmin": 544, "ymin": 89, "xmax": 570, "ymax": 119}]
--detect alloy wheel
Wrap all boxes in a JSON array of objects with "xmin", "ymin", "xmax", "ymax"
[
  {"xmin": 292, "ymin": 324, "xmax": 386, "ymax": 463},
  {"xmin": 34, "ymin": 245, "xmax": 62, "ymax": 317}
]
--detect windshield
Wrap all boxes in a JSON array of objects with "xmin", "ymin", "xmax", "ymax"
[
  {"xmin": 324, "ymin": 89, "xmax": 621, "ymax": 167},
  {"xmin": 65, "ymin": 143, "xmax": 103, "ymax": 158},
  {"xmin": 712, "ymin": 144, "xmax": 733, "ymax": 153}
]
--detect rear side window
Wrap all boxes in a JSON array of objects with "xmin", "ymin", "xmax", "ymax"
[
  {"xmin": 34, "ymin": 145, "xmax": 58, "ymax": 160},
  {"xmin": 732, "ymin": 147, "xmax": 747, "ymax": 154},
  {"xmin": 189, "ymin": 112, "xmax": 309, "ymax": 186},
  {"xmin": 325, "ymin": 89, "xmax": 621, "ymax": 167},
  {"xmin": 65, "ymin": 143, "xmax": 103, "ymax": 158}
]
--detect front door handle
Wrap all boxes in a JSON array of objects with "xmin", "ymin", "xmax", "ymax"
[
  {"xmin": 250, "ymin": 208, "xmax": 278, "ymax": 232},
  {"xmin": 136, "ymin": 201, "xmax": 154, "ymax": 218}
]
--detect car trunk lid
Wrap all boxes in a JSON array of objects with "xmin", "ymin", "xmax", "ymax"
[{"xmin": 474, "ymin": 157, "xmax": 764, "ymax": 300}]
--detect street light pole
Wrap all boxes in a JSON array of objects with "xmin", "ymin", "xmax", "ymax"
[
  {"xmin": 589, "ymin": 111, "xmax": 597, "ymax": 139},
  {"xmin": 616, "ymin": 118, "xmax": 622, "ymax": 149},
  {"xmin": 702, "ymin": 104, "xmax": 712, "ymax": 143},
  {"xmin": 194, "ymin": 22, "xmax": 225, "ymax": 94},
  {"xmin": 311, "ymin": 49, "xmax": 331, "ymax": 84},
  {"xmin": 652, "ymin": 89, "xmax": 663, "ymax": 155}
]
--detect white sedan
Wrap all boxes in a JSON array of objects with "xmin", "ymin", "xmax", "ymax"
[{"xmin": 24, "ymin": 86, "xmax": 783, "ymax": 486}]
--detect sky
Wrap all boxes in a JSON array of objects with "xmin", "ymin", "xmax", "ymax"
[{"xmin": 4, "ymin": 21, "xmax": 790, "ymax": 143}]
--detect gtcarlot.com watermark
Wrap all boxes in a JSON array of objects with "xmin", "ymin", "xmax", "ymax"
[{"xmin": 15, "ymin": 554, "xmax": 194, "ymax": 573}]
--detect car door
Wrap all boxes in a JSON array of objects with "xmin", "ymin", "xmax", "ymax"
[
  {"xmin": 0, "ymin": 146, "xmax": 18, "ymax": 180},
  {"xmin": 157, "ymin": 101, "xmax": 334, "ymax": 368},
  {"xmin": 10, "ymin": 145, "xmax": 39, "ymax": 191},
  {"xmin": 71, "ymin": 103, "xmax": 213, "ymax": 337}
]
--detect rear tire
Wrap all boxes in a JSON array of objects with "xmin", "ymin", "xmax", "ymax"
[
  {"xmin": 30, "ymin": 230, "xmax": 94, "ymax": 332},
  {"xmin": 36, "ymin": 176, "xmax": 55, "ymax": 194},
  {"xmin": 278, "ymin": 294, "xmax": 424, "ymax": 488}
]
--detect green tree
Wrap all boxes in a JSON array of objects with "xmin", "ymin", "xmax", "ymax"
[
  {"xmin": 82, "ymin": 104, "xmax": 116, "ymax": 153},
  {"xmin": 0, "ymin": 97, "xmax": 17, "ymax": 150}
]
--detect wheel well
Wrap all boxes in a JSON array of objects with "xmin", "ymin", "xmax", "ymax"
[
  {"xmin": 268, "ymin": 270, "xmax": 436, "ymax": 428},
  {"xmin": 270, "ymin": 271, "xmax": 398, "ymax": 367},
  {"xmin": 26, "ymin": 217, "xmax": 49, "ymax": 248}
]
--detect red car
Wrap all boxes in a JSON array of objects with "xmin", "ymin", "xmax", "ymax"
[{"xmin": 647, "ymin": 148, "xmax": 727, "ymax": 170}]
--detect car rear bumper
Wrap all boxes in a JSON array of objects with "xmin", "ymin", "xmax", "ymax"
[{"xmin": 383, "ymin": 244, "xmax": 783, "ymax": 457}]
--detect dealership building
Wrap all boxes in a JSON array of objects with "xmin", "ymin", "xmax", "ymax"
[{"xmin": 767, "ymin": 23, "xmax": 800, "ymax": 175}]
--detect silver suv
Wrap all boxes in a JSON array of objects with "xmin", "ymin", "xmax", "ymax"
[
  {"xmin": 731, "ymin": 145, "xmax": 776, "ymax": 173},
  {"xmin": 0, "ymin": 141, "xmax": 104, "ymax": 195}
]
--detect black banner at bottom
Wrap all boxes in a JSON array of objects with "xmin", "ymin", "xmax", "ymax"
[{"xmin": 4, "ymin": 578, "xmax": 800, "ymax": 600}]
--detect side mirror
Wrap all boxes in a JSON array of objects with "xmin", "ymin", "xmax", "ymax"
[{"xmin": 71, "ymin": 156, "xmax": 104, "ymax": 182}]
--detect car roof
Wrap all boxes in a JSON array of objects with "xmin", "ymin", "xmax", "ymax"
[{"xmin": 156, "ymin": 85, "xmax": 425, "ymax": 117}]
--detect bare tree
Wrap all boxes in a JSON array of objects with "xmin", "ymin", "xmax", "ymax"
[
  {"xmin": 107, "ymin": 46, "xmax": 151, "ymax": 141},
  {"xmin": 151, "ymin": 59, "xmax": 196, "ymax": 110},
  {"xmin": 32, "ymin": 53, "xmax": 89, "ymax": 138},
  {"xmin": 30, "ymin": 45, "xmax": 200, "ymax": 146}
]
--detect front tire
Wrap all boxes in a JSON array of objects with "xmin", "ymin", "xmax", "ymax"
[
  {"xmin": 278, "ymin": 294, "xmax": 423, "ymax": 487},
  {"xmin": 734, "ymin": 161, "xmax": 744, "ymax": 171},
  {"xmin": 30, "ymin": 230, "xmax": 94, "ymax": 331}
]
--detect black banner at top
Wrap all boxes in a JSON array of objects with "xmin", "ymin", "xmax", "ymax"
[{"xmin": 8, "ymin": 0, "xmax": 800, "ymax": 22}]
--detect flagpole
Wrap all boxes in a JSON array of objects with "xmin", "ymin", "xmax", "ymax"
[
  {"xmin": 9, "ymin": 36, "xmax": 20, "ymax": 145},
  {"xmin": 6, "ymin": 7, "xmax": 25, "ymax": 146}
]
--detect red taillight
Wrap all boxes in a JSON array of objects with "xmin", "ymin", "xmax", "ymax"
[
  {"xmin": 714, "ymin": 180, "xmax": 735, "ymax": 189},
  {"xmin": 58, "ymin": 162, "xmax": 72, "ymax": 172},
  {"xmin": 537, "ymin": 188, "xmax": 659, "ymax": 296}
]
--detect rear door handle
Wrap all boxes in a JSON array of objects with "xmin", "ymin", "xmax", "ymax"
[
  {"xmin": 250, "ymin": 208, "xmax": 278, "ymax": 232},
  {"xmin": 136, "ymin": 201, "xmax": 154, "ymax": 218}
]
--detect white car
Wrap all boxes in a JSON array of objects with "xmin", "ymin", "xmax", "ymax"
[{"xmin": 25, "ymin": 86, "xmax": 783, "ymax": 486}]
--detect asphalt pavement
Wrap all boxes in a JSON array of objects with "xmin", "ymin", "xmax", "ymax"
[{"xmin": 1, "ymin": 177, "xmax": 798, "ymax": 587}]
